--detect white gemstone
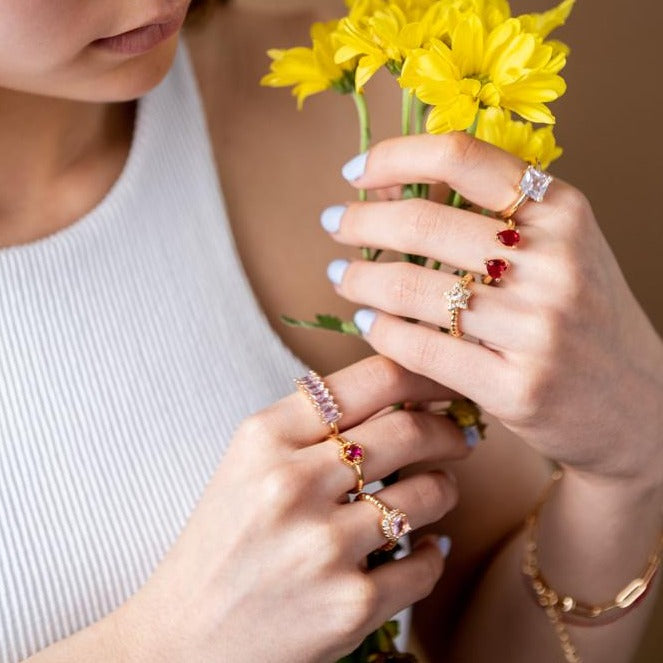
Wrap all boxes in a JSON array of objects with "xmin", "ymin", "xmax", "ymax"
[
  {"xmin": 444, "ymin": 282, "xmax": 472, "ymax": 311},
  {"xmin": 520, "ymin": 165, "xmax": 553, "ymax": 203}
]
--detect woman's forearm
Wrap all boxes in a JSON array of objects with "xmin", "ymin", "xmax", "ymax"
[{"xmin": 450, "ymin": 470, "xmax": 663, "ymax": 662}]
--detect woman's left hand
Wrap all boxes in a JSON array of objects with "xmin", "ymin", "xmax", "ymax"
[{"xmin": 322, "ymin": 132, "xmax": 663, "ymax": 494}]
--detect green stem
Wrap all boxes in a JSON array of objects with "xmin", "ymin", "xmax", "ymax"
[
  {"xmin": 352, "ymin": 91, "xmax": 373, "ymax": 260},
  {"xmin": 401, "ymin": 88, "xmax": 413, "ymax": 137},
  {"xmin": 351, "ymin": 91, "xmax": 371, "ymax": 203},
  {"xmin": 413, "ymin": 96, "xmax": 427, "ymax": 135}
]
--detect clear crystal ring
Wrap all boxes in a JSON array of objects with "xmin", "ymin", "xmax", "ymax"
[
  {"xmin": 295, "ymin": 370, "xmax": 342, "ymax": 435},
  {"xmin": 498, "ymin": 162, "xmax": 553, "ymax": 220},
  {"xmin": 329, "ymin": 434, "xmax": 365, "ymax": 492},
  {"xmin": 444, "ymin": 274, "xmax": 474, "ymax": 338},
  {"xmin": 356, "ymin": 492, "xmax": 412, "ymax": 551}
]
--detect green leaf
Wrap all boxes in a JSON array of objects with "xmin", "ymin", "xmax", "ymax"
[{"xmin": 281, "ymin": 314, "xmax": 361, "ymax": 336}]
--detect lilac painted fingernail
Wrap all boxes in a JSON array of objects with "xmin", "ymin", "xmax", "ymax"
[
  {"xmin": 321, "ymin": 205, "xmax": 347, "ymax": 233},
  {"xmin": 342, "ymin": 152, "xmax": 369, "ymax": 182},
  {"xmin": 354, "ymin": 309, "xmax": 376, "ymax": 336},
  {"xmin": 438, "ymin": 536, "xmax": 452, "ymax": 558},
  {"xmin": 463, "ymin": 425, "xmax": 481, "ymax": 448},
  {"xmin": 327, "ymin": 259, "xmax": 349, "ymax": 285}
]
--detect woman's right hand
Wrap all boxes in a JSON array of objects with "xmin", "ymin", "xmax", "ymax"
[{"xmin": 113, "ymin": 356, "xmax": 470, "ymax": 663}]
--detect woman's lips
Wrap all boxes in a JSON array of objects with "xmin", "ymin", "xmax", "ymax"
[{"xmin": 92, "ymin": 13, "xmax": 186, "ymax": 55}]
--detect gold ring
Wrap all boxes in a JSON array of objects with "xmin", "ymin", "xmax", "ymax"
[
  {"xmin": 444, "ymin": 274, "xmax": 474, "ymax": 338},
  {"xmin": 294, "ymin": 370, "xmax": 342, "ymax": 435},
  {"xmin": 329, "ymin": 435, "xmax": 365, "ymax": 492},
  {"xmin": 498, "ymin": 163, "xmax": 553, "ymax": 220},
  {"xmin": 356, "ymin": 492, "xmax": 411, "ymax": 551}
]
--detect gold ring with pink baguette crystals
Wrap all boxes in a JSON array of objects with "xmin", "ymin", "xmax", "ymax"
[{"xmin": 294, "ymin": 370, "xmax": 343, "ymax": 435}]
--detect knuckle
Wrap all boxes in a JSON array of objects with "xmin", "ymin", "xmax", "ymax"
[
  {"xmin": 555, "ymin": 185, "xmax": 593, "ymax": 232},
  {"xmin": 236, "ymin": 413, "xmax": 272, "ymax": 443},
  {"xmin": 388, "ymin": 264, "xmax": 427, "ymax": 308},
  {"xmin": 408, "ymin": 331, "xmax": 442, "ymax": 374},
  {"xmin": 315, "ymin": 523, "xmax": 346, "ymax": 567},
  {"xmin": 347, "ymin": 577, "xmax": 380, "ymax": 632},
  {"xmin": 442, "ymin": 131, "xmax": 479, "ymax": 168},
  {"xmin": 508, "ymin": 367, "xmax": 551, "ymax": 423},
  {"xmin": 411, "ymin": 473, "xmax": 453, "ymax": 520},
  {"xmin": 386, "ymin": 410, "xmax": 426, "ymax": 447},
  {"xmin": 404, "ymin": 199, "xmax": 443, "ymax": 245},
  {"xmin": 361, "ymin": 355, "xmax": 406, "ymax": 393},
  {"xmin": 259, "ymin": 465, "xmax": 301, "ymax": 508}
]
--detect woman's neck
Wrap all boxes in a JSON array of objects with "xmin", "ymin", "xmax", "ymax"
[{"xmin": 0, "ymin": 88, "xmax": 133, "ymax": 248}]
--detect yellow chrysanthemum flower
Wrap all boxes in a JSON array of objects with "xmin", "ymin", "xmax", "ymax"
[
  {"xmin": 335, "ymin": 1, "xmax": 452, "ymax": 91},
  {"xmin": 400, "ymin": 12, "xmax": 567, "ymax": 133},
  {"xmin": 476, "ymin": 107, "xmax": 563, "ymax": 168},
  {"xmin": 261, "ymin": 21, "xmax": 355, "ymax": 109}
]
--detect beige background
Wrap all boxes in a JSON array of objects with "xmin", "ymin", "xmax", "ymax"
[{"xmin": 511, "ymin": 0, "xmax": 662, "ymax": 333}]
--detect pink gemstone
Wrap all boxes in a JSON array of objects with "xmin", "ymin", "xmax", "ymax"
[
  {"xmin": 486, "ymin": 259, "xmax": 508, "ymax": 281},
  {"xmin": 497, "ymin": 228, "xmax": 521, "ymax": 247},
  {"xmin": 390, "ymin": 514, "xmax": 410, "ymax": 538},
  {"xmin": 345, "ymin": 444, "xmax": 364, "ymax": 462}
]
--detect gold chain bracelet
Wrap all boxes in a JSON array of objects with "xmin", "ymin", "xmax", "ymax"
[{"xmin": 521, "ymin": 470, "xmax": 663, "ymax": 663}]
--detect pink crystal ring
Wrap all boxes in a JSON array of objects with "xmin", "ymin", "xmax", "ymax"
[
  {"xmin": 295, "ymin": 370, "xmax": 342, "ymax": 435},
  {"xmin": 498, "ymin": 162, "xmax": 553, "ymax": 221},
  {"xmin": 330, "ymin": 435, "xmax": 365, "ymax": 492},
  {"xmin": 356, "ymin": 492, "xmax": 412, "ymax": 552}
]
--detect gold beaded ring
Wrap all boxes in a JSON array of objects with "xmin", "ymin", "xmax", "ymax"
[
  {"xmin": 444, "ymin": 273, "xmax": 474, "ymax": 338},
  {"xmin": 356, "ymin": 492, "xmax": 412, "ymax": 551}
]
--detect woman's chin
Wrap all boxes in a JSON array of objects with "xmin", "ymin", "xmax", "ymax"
[{"xmin": 85, "ymin": 35, "xmax": 180, "ymax": 102}]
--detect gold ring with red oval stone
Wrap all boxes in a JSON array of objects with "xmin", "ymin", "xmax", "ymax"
[
  {"xmin": 355, "ymin": 492, "xmax": 412, "ymax": 552},
  {"xmin": 295, "ymin": 370, "xmax": 343, "ymax": 436},
  {"xmin": 329, "ymin": 434, "xmax": 365, "ymax": 493}
]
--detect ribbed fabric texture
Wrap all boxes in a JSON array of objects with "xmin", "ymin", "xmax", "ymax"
[{"xmin": 0, "ymin": 43, "xmax": 309, "ymax": 661}]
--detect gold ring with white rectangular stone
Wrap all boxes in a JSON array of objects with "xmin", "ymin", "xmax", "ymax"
[
  {"xmin": 444, "ymin": 274, "xmax": 474, "ymax": 338},
  {"xmin": 499, "ymin": 162, "xmax": 553, "ymax": 220},
  {"xmin": 356, "ymin": 492, "xmax": 412, "ymax": 552}
]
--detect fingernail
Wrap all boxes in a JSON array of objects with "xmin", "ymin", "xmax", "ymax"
[
  {"xmin": 354, "ymin": 309, "xmax": 376, "ymax": 336},
  {"xmin": 463, "ymin": 425, "xmax": 481, "ymax": 449},
  {"xmin": 327, "ymin": 259, "xmax": 350, "ymax": 286},
  {"xmin": 437, "ymin": 535, "xmax": 452, "ymax": 559},
  {"xmin": 321, "ymin": 205, "xmax": 347, "ymax": 233},
  {"xmin": 342, "ymin": 152, "xmax": 368, "ymax": 182}
]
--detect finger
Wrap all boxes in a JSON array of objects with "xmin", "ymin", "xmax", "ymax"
[
  {"xmin": 331, "ymin": 260, "xmax": 524, "ymax": 350},
  {"xmin": 260, "ymin": 356, "xmax": 461, "ymax": 447},
  {"xmin": 366, "ymin": 537, "xmax": 446, "ymax": 632},
  {"xmin": 307, "ymin": 409, "xmax": 470, "ymax": 496},
  {"xmin": 343, "ymin": 133, "xmax": 564, "ymax": 220},
  {"xmin": 340, "ymin": 470, "xmax": 458, "ymax": 558},
  {"xmin": 353, "ymin": 309, "xmax": 508, "ymax": 407},
  {"xmin": 325, "ymin": 198, "xmax": 545, "ymax": 274}
]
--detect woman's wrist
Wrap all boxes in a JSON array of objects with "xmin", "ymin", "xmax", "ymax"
[{"xmin": 535, "ymin": 467, "xmax": 662, "ymax": 607}]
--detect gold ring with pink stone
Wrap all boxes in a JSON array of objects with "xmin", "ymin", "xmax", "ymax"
[
  {"xmin": 356, "ymin": 492, "xmax": 412, "ymax": 552},
  {"xmin": 329, "ymin": 434, "xmax": 365, "ymax": 493}
]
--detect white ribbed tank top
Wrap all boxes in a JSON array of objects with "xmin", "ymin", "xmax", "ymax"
[{"xmin": 0, "ymin": 42, "xmax": 312, "ymax": 661}]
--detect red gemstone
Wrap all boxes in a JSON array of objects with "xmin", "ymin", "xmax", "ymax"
[
  {"xmin": 486, "ymin": 259, "xmax": 509, "ymax": 281},
  {"xmin": 345, "ymin": 444, "xmax": 364, "ymax": 463},
  {"xmin": 497, "ymin": 228, "xmax": 521, "ymax": 247}
]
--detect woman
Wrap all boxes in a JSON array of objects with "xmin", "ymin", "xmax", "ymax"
[{"xmin": 0, "ymin": 1, "xmax": 660, "ymax": 662}]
